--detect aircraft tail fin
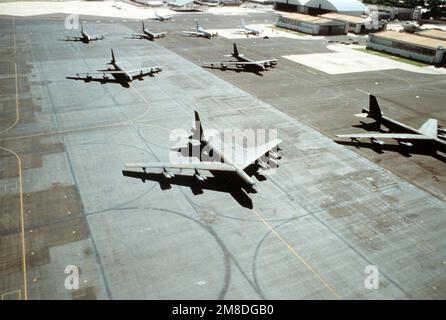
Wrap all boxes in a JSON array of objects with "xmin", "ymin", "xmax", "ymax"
[
  {"xmin": 196, "ymin": 21, "xmax": 199, "ymax": 31},
  {"xmin": 110, "ymin": 49, "xmax": 116, "ymax": 64},
  {"xmin": 241, "ymin": 18, "xmax": 245, "ymax": 28},
  {"xmin": 232, "ymin": 43, "xmax": 239, "ymax": 58},
  {"xmin": 419, "ymin": 119, "xmax": 438, "ymax": 138},
  {"xmin": 193, "ymin": 110, "xmax": 204, "ymax": 141},
  {"xmin": 81, "ymin": 24, "xmax": 83, "ymax": 33},
  {"xmin": 142, "ymin": 21, "xmax": 145, "ymax": 30},
  {"xmin": 364, "ymin": 95, "xmax": 383, "ymax": 120}
]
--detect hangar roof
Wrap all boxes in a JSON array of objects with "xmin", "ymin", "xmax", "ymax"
[
  {"xmin": 321, "ymin": 13, "xmax": 367, "ymax": 24},
  {"xmin": 371, "ymin": 31, "xmax": 446, "ymax": 50},
  {"xmin": 304, "ymin": 0, "xmax": 367, "ymax": 13},
  {"xmin": 417, "ymin": 29, "xmax": 446, "ymax": 41},
  {"xmin": 281, "ymin": 13, "xmax": 343, "ymax": 25},
  {"xmin": 274, "ymin": 0, "xmax": 309, "ymax": 4}
]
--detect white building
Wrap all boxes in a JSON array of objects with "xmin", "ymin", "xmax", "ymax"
[
  {"xmin": 321, "ymin": 12, "xmax": 386, "ymax": 34},
  {"xmin": 275, "ymin": 0, "xmax": 368, "ymax": 17},
  {"xmin": 274, "ymin": 0, "xmax": 308, "ymax": 12},
  {"xmin": 303, "ymin": 0, "xmax": 368, "ymax": 16}
]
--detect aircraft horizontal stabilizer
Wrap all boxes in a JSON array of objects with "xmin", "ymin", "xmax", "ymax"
[{"xmin": 240, "ymin": 139, "xmax": 282, "ymax": 169}]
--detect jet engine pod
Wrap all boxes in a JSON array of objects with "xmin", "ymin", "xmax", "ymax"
[{"xmin": 194, "ymin": 169, "xmax": 206, "ymax": 182}]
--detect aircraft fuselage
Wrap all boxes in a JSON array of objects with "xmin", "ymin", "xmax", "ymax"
[
  {"xmin": 244, "ymin": 27, "xmax": 260, "ymax": 35},
  {"xmin": 81, "ymin": 31, "xmax": 91, "ymax": 43},
  {"xmin": 235, "ymin": 55, "xmax": 265, "ymax": 72},
  {"xmin": 143, "ymin": 29, "xmax": 155, "ymax": 40},
  {"xmin": 198, "ymin": 28, "xmax": 212, "ymax": 39},
  {"xmin": 112, "ymin": 62, "xmax": 132, "ymax": 82},
  {"xmin": 201, "ymin": 135, "xmax": 257, "ymax": 193}
]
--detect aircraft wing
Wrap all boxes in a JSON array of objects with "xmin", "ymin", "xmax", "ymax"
[
  {"xmin": 132, "ymin": 33, "xmax": 148, "ymax": 39},
  {"xmin": 204, "ymin": 61, "xmax": 264, "ymax": 67},
  {"xmin": 66, "ymin": 74, "xmax": 122, "ymax": 84},
  {"xmin": 256, "ymin": 59, "xmax": 278, "ymax": 64},
  {"xmin": 67, "ymin": 70, "xmax": 128, "ymax": 76},
  {"xmin": 128, "ymin": 66, "xmax": 163, "ymax": 79},
  {"xmin": 154, "ymin": 32, "xmax": 167, "ymax": 37},
  {"xmin": 208, "ymin": 61, "xmax": 276, "ymax": 66},
  {"xmin": 225, "ymin": 61, "xmax": 263, "ymax": 65},
  {"xmin": 65, "ymin": 36, "xmax": 82, "ymax": 41},
  {"xmin": 238, "ymin": 139, "xmax": 282, "ymax": 169},
  {"xmin": 66, "ymin": 71, "xmax": 127, "ymax": 81},
  {"xmin": 203, "ymin": 61, "xmax": 235, "ymax": 65},
  {"xmin": 90, "ymin": 35, "xmax": 105, "ymax": 41},
  {"xmin": 241, "ymin": 28, "xmax": 260, "ymax": 34},
  {"xmin": 336, "ymin": 133, "xmax": 432, "ymax": 140},
  {"xmin": 182, "ymin": 31, "xmax": 200, "ymax": 36},
  {"xmin": 125, "ymin": 162, "xmax": 237, "ymax": 173}
]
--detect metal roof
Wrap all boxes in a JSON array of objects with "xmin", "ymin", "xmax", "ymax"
[
  {"xmin": 417, "ymin": 29, "xmax": 446, "ymax": 41},
  {"xmin": 371, "ymin": 31, "xmax": 446, "ymax": 50},
  {"xmin": 274, "ymin": 0, "xmax": 309, "ymax": 4},
  {"xmin": 281, "ymin": 13, "xmax": 344, "ymax": 25},
  {"xmin": 304, "ymin": 0, "xmax": 366, "ymax": 12},
  {"xmin": 321, "ymin": 13, "xmax": 367, "ymax": 24}
]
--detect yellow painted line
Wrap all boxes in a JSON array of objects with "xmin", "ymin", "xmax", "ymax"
[
  {"xmin": 0, "ymin": 147, "xmax": 28, "ymax": 300},
  {"xmin": 0, "ymin": 63, "xmax": 19, "ymax": 136},
  {"xmin": 252, "ymin": 209, "xmax": 341, "ymax": 299}
]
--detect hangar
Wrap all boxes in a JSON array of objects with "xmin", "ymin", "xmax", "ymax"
[
  {"xmin": 321, "ymin": 12, "xmax": 386, "ymax": 34},
  {"xmin": 302, "ymin": 0, "xmax": 368, "ymax": 16},
  {"xmin": 274, "ymin": 0, "xmax": 307, "ymax": 12},
  {"xmin": 276, "ymin": 12, "xmax": 347, "ymax": 35},
  {"xmin": 274, "ymin": 0, "xmax": 368, "ymax": 17},
  {"xmin": 367, "ymin": 31, "xmax": 446, "ymax": 66}
]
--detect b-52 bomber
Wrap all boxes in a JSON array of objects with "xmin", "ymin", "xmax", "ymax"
[
  {"xmin": 336, "ymin": 95, "xmax": 446, "ymax": 154},
  {"xmin": 238, "ymin": 18, "xmax": 262, "ymax": 36},
  {"xmin": 182, "ymin": 21, "xmax": 218, "ymax": 39},
  {"xmin": 66, "ymin": 49, "xmax": 162, "ymax": 87},
  {"xmin": 151, "ymin": 9, "xmax": 173, "ymax": 21},
  {"xmin": 131, "ymin": 21, "xmax": 167, "ymax": 41},
  {"xmin": 122, "ymin": 111, "xmax": 282, "ymax": 208},
  {"xmin": 64, "ymin": 24, "xmax": 105, "ymax": 43},
  {"xmin": 203, "ymin": 43, "xmax": 278, "ymax": 75}
]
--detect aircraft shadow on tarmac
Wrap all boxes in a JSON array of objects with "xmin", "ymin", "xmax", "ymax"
[
  {"xmin": 202, "ymin": 65, "xmax": 265, "ymax": 76},
  {"xmin": 334, "ymin": 139, "xmax": 446, "ymax": 162},
  {"xmin": 123, "ymin": 36, "xmax": 155, "ymax": 41},
  {"xmin": 122, "ymin": 169, "xmax": 257, "ymax": 209},
  {"xmin": 352, "ymin": 120, "xmax": 383, "ymax": 132},
  {"xmin": 59, "ymin": 38, "xmax": 91, "ymax": 44}
]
